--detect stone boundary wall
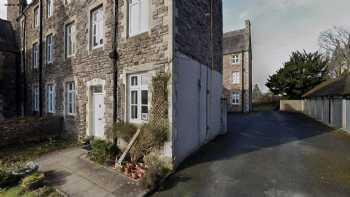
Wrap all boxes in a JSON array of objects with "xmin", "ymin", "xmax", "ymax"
[
  {"xmin": 280, "ymin": 100, "xmax": 304, "ymax": 112},
  {"xmin": 0, "ymin": 116, "xmax": 63, "ymax": 147}
]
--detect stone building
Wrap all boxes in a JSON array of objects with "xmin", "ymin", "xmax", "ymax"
[
  {"xmin": 8, "ymin": 0, "xmax": 224, "ymax": 166},
  {"xmin": 223, "ymin": 20, "xmax": 252, "ymax": 112},
  {"xmin": 0, "ymin": 19, "xmax": 20, "ymax": 120}
]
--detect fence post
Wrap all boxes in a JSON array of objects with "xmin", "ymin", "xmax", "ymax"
[{"xmin": 343, "ymin": 99, "xmax": 347, "ymax": 130}]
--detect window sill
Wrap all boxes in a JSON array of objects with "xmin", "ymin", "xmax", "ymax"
[{"xmin": 128, "ymin": 31, "xmax": 150, "ymax": 39}]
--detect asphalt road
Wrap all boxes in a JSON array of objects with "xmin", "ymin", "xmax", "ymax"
[{"xmin": 152, "ymin": 111, "xmax": 350, "ymax": 197}]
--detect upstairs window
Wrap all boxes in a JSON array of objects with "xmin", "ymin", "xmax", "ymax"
[
  {"xmin": 232, "ymin": 92, "xmax": 240, "ymax": 105},
  {"xmin": 232, "ymin": 54, "xmax": 240, "ymax": 64},
  {"xmin": 232, "ymin": 72, "xmax": 240, "ymax": 84},
  {"xmin": 65, "ymin": 22, "xmax": 75, "ymax": 58},
  {"xmin": 47, "ymin": 0, "xmax": 53, "ymax": 17},
  {"xmin": 47, "ymin": 84, "xmax": 55, "ymax": 113},
  {"xmin": 46, "ymin": 34, "xmax": 53, "ymax": 64},
  {"xmin": 91, "ymin": 6, "xmax": 104, "ymax": 48},
  {"xmin": 128, "ymin": 0, "xmax": 149, "ymax": 37},
  {"xmin": 34, "ymin": 6, "xmax": 39, "ymax": 29},
  {"xmin": 32, "ymin": 42, "xmax": 39, "ymax": 69}
]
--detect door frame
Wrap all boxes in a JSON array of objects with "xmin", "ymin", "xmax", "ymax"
[{"xmin": 86, "ymin": 79, "xmax": 106, "ymax": 138}]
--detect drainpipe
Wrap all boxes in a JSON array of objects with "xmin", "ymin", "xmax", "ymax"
[
  {"xmin": 22, "ymin": 15, "xmax": 27, "ymax": 116},
  {"xmin": 241, "ymin": 50, "xmax": 245, "ymax": 113},
  {"xmin": 111, "ymin": 0, "xmax": 119, "ymax": 123},
  {"xmin": 39, "ymin": 0, "xmax": 43, "ymax": 117}
]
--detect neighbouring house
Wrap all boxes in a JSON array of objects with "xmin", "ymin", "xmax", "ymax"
[
  {"xmin": 7, "ymin": 0, "xmax": 224, "ymax": 167},
  {"xmin": 303, "ymin": 75, "xmax": 350, "ymax": 132},
  {"xmin": 223, "ymin": 20, "xmax": 253, "ymax": 112},
  {"xmin": 0, "ymin": 19, "xmax": 20, "ymax": 120}
]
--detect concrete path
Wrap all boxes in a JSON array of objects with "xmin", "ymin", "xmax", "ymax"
[
  {"xmin": 153, "ymin": 111, "xmax": 350, "ymax": 197},
  {"xmin": 37, "ymin": 148, "xmax": 146, "ymax": 197}
]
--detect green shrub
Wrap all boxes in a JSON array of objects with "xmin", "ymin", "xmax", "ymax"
[
  {"xmin": 89, "ymin": 140, "xmax": 120, "ymax": 164},
  {"xmin": 21, "ymin": 172, "xmax": 45, "ymax": 191},
  {"xmin": 109, "ymin": 122, "xmax": 137, "ymax": 142},
  {"xmin": 141, "ymin": 154, "xmax": 171, "ymax": 189},
  {"xmin": 129, "ymin": 124, "xmax": 168, "ymax": 162}
]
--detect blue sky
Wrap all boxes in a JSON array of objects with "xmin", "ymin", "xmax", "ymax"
[{"xmin": 2, "ymin": 0, "xmax": 350, "ymax": 91}]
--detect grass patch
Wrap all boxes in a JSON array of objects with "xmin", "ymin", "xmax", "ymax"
[
  {"xmin": 0, "ymin": 185, "xmax": 61, "ymax": 197},
  {"xmin": 0, "ymin": 137, "xmax": 76, "ymax": 169},
  {"xmin": 253, "ymin": 102, "xmax": 279, "ymax": 112}
]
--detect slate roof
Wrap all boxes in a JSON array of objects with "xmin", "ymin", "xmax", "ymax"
[
  {"xmin": 0, "ymin": 19, "xmax": 18, "ymax": 53},
  {"xmin": 303, "ymin": 74, "xmax": 350, "ymax": 98},
  {"xmin": 223, "ymin": 29, "xmax": 249, "ymax": 55}
]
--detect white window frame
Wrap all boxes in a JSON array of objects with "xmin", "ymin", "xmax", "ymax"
[
  {"xmin": 47, "ymin": 84, "xmax": 56, "ymax": 113},
  {"xmin": 232, "ymin": 54, "xmax": 240, "ymax": 64},
  {"xmin": 47, "ymin": 0, "xmax": 53, "ymax": 18},
  {"xmin": 33, "ymin": 86, "xmax": 39, "ymax": 112},
  {"xmin": 232, "ymin": 92, "xmax": 240, "ymax": 105},
  {"xmin": 32, "ymin": 42, "xmax": 39, "ymax": 69},
  {"xmin": 128, "ymin": 73, "xmax": 150, "ymax": 123},
  {"xmin": 232, "ymin": 71, "xmax": 240, "ymax": 84},
  {"xmin": 91, "ymin": 6, "xmax": 104, "ymax": 49},
  {"xmin": 46, "ymin": 34, "xmax": 53, "ymax": 64},
  {"xmin": 66, "ymin": 81, "xmax": 76, "ymax": 115},
  {"xmin": 128, "ymin": 0, "xmax": 150, "ymax": 37},
  {"xmin": 65, "ymin": 22, "xmax": 75, "ymax": 58},
  {"xmin": 34, "ymin": 6, "xmax": 39, "ymax": 29}
]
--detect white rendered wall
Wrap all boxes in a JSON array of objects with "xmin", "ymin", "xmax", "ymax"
[{"xmin": 172, "ymin": 52, "xmax": 223, "ymax": 166}]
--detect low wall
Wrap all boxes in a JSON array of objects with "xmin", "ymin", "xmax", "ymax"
[
  {"xmin": 280, "ymin": 100, "xmax": 304, "ymax": 112},
  {"xmin": 0, "ymin": 116, "xmax": 63, "ymax": 147}
]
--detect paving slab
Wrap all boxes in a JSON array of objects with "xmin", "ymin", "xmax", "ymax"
[{"xmin": 37, "ymin": 147, "xmax": 146, "ymax": 197}]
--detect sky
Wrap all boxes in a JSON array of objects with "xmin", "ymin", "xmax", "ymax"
[{"xmin": 1, "ymin": 0, "xmax": 350, "ymax": 92}]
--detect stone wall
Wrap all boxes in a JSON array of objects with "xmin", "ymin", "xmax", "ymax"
[
  {"xmin": 19, "ymin": 0, "xmax": 115, "ymax": 137},
  {"xmin": 116, "ymin": 0, "xmax": 171, "ymax": 121},
  {"xmin": 0, "ymin": 116, "xmax": 63, "ymax": 147},
  {"xmin": 175, "ymin": 0, "xmax": 223, "ymax": 73}
]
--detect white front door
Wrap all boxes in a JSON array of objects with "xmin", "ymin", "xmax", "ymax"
[{"xmin": 92, "ymin": 93, "xmax": 105, "ymax": 138}]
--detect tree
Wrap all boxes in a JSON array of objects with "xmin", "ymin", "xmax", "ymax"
[
  {"xmin": 319, "ymin": 27, "xmax": 350, "ymax": 77},
  {"xmin": 266, "ymin": 50, "xmax": 329, "ymax": 99},
  {"xmin": 252, "ymin": 84, "xmax": 263, "ymax": 102}
]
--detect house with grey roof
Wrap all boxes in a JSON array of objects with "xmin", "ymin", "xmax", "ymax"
[
  {"xmin": 303, "ymin": 75, "xmax": 350, "ymax": 132},
  {"xmin": 223, "ymin": 20, "xmax": 253, "ymax": 112},
  {"xmin": 0, "ymin": 19, "xmax": 20, "ymax": 120}
]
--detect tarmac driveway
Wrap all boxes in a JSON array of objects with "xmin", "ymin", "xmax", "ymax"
[{"xmin": 152, "ymin": 111, "xmax": 350, "ymax": 197}]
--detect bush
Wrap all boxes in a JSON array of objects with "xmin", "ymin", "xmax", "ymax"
[
  {"xmin": 141, "ymin": 154, "xmax": 171, "ymax": 189},
  {"xmin": 109, "ymin": 122, "xmax": 137, "ymax": 142},
  {"xmin": 21, "ymin": 172, "xmax": 45, "ymax": 191},
  {"xmin": 89, "ymin": 140, "xmax": 120, "ymax": 165},
  {"xmin": 129, "ymin": 124, "xmax": 168, "ymax": 162},
  {"xmin": 0, "ymin": 170, "xmax": 21, "ymax": 188}
]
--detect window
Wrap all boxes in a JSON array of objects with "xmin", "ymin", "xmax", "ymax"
[
  {"xmin": 66, "ymin": 82, "xmax": 76, "ymax": 115},
  {"xmin": 47, "ymin": 0, "xmax": 53, "ymax": 17},
  {"xmin": 33, "ymin": 86, "xmax": 39, "ymax": 111},
  {"xmin": 65, "ymin": 22, "xmax": 75, "ymax": 58},
  {"xmin": 32, "ymin": 42, "xmax": 39, "ymax": 69},
  {"xmin": 232, "ymin": 92, "xmax": 240, "ymax": 105},
  {"xmin": 129, "ymin": 74, "xmax": 150, "ymax": 123},
  {"xmin": 47, "ymin": 84, "xmax": 55, "ymax": 113},
  {"xmin": 232, "ymin": 72, "xmax": 240, "ymax": 84},
  {"xmin": 232, "ymin": 54, "xmax": 240, "ymax": 64},
  {"xmin": 91, "ymin": 6, "xmax": 104, "ymax": 48},
  {"xmin": 34, "ymin": 6, "xmax": 39, "ymax": 29},
  {"xmin": 46, "ymin": 34, "xmax": 53, "ymax": 63},
  {"xmin": 128, "ymin": 0, "xmax": 149, "ymax": 36}
]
